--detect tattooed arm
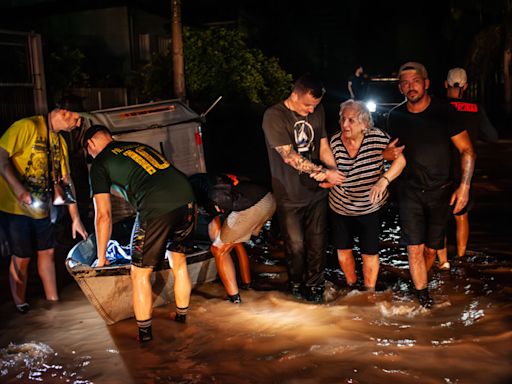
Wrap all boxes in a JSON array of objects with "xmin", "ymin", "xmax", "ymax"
[
  {"xmin": 275, "ymin": 142, "xmax": 344, "ymax": 185},
  {"xmin": 450, "ymin": 130, "xmax": 476, "ymax": 214}
]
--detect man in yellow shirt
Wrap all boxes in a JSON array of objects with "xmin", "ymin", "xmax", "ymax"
[{"xmin": 0, "ymin": 95, "xmax": 88, "ymax": 313}]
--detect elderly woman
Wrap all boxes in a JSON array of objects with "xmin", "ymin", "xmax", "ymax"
[{"xmin": 329, "ymin": 100, "xmax": 405, "ymax": 291}]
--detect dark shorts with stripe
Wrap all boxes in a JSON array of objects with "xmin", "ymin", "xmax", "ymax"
[
  {"xmin": 0, "ymin": 211, "xmax": 55, "ymax": 258},
  {"xmin": 329, "ymin": 209, "xmax": 382, "ymax": 255},
  {"xmin": 130, "ymin": 203, "xmax": 196, "ymax": 268},
  {"xmin": 398, "ymin": 186, "xmax": 451, "ymax": 249}
]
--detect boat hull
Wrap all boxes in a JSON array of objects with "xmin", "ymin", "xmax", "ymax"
[{"xmin": 66, "ymin": 237, "xmax": 217, "ymax": 325}]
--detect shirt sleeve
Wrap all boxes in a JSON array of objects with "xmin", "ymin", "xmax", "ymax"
[
  {"xmin": 90, "ymin": 162, "xmax": 112, "ymax": 195},
  {"xmin": 0, "ymin": 119, "xmax": 34, "ymax": 157},
  {"xmin": 446, "ymin": 102, "xmax": 465, "ymax": 138},
  {"xmin": 262, "ymin": 106, "xmax": 293, "ymax": 149}
]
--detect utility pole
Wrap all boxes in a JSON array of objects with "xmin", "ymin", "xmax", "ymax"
[{"xmin": 172, "ymin": 0, "xmax": 186, "ymax": 100}]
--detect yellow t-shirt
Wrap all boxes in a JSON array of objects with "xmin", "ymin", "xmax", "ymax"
[{"xmin": 0, "ymin": 115, "xmax": 70, "ymax": 218}]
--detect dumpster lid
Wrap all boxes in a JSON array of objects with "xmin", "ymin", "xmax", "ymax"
[{"xmin": 87, "ymin": 99, "xmax": 200, "ymax": 134}]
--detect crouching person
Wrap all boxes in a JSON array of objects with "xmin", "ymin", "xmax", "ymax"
[
  {"xmin": 83, "ymin": 125, "xmax": 196, "ymax": 342},
  {"xmin": 190, "ymin": 173, "xmax": 276, "ymax": 303}
]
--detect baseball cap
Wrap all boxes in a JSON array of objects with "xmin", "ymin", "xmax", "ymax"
[
  {"xmin": 398, "ymin": 61, "xmax": 428, "ymax": 79},
  {"xmin": 446, "ymin": 67, "xmax": 467, "ymax": 87},
  {"xmin": 82, "ymin": 124, "xmax": 111, "ymax": 148}
]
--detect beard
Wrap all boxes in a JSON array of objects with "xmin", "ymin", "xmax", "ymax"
[{"xmin": 406, "ymin": 89, "xmax": 425, "ymax": 103}]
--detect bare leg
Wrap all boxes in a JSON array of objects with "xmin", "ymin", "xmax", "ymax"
[
  {"xmin": 37, "ymin": 248, "xmax": 59, "ymax": 301},
  {"xmin": 170, "ymin": 252, "xmax": 192, "ymax": 309},
  {"xmin": 211, "ymin": 243, "xmax": 238, "ymax": 295},
  {"xmin": 361, "ymin": 254, "xmax": 379, "ymax": 290},
  {"xmin": 337, "ymin": 249, "xmax": 357, "ymax": 286},
  {"xmin": 424, "ymin": 246, "xmax": 437, "ymax": 272},
  {"xmin": 131, "ymin": 265, "xmax": 153, "ymax": 321},
  {"xmin": 9, "ymin": 255, "xmax": 30, "ymax": 305},
  {"xmin": 455, "ymin": 213, "xmax": 469, "ymax": 257},
  {"xmin": 437, "ymin": 237, "xmax": 449, "ymax": 265},
  {"xmin": 234, "ymin": 243, "xmax": 251, "ymax": 285},
  {"xmin": 408, "ymin": 244, "xmax": 428, "ymax": 290}
]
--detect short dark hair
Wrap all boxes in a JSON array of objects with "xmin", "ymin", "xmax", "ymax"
[
  {"xmin": 293, "ymin": 73, "xmax": 326, "ymax": 99},
  {"xmin": 82, "ymin": 124, "xmax": 111, "ymax": 148},
  {"xmin": 54, "ymin": 94, "xmax": 85, "ymax": 112}
]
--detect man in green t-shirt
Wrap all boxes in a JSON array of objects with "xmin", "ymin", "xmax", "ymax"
[{"xmin": 83, "ymin": 125, "xmax": 196, "ymax": 343}]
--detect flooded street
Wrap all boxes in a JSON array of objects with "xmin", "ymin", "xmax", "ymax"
[
  {"xmin": 1, "ymin": 268, "xmax": 511, "ymax": 384},
  {"xmin": 1, "ymin": 140, "xmax": 511, "ymax": 383}
]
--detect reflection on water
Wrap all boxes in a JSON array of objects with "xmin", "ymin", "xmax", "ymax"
[
  {"xmin": 0, "ymin": 341, "xmax": 94, "ymax": 383},
  {"xmin": 1, "ymin": 204, "xmax": 511, "ymax": 383},
  {"xmin": 1, "ymin": 259, "xmax": 511, "ymax": 383}
]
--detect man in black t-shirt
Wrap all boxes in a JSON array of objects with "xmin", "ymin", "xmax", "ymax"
[
  {"xmin": 436, "ymin": 67, "xmax": 499, "ymax": 268},
  {"xmin": 262, "ymin": 74, "xmax": 344, "ymax": 302},
  {"xmin": 83, "ymin": 125, "xmax": 195, "ymax": 343},
  {"xmin": 386, "ymin": 62, "xmax": 476, "ymax": 308}
]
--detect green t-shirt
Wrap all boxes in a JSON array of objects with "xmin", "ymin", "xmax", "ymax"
[{"xmin": 89, "ymin": 141, "xmax": 194, "ymax": 220}]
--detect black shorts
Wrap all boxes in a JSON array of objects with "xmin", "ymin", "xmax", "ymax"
[
  {"xmin": 398, "ymin": 186, "xmax": 451, "ymax": 249},
  {"xmin": 130, "ymin": 203, "xmax": 196, "ymax": 268},
  {"xmin": 0, "ymin": 211, "xmax": 55, "ymax": 258},
  {"xmin": 329, "ymin": 209, "xmax": 381, "ymax": 255}
]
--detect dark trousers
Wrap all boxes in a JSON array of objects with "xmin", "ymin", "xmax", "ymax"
[{"xmin": 277, "ymin": 197, "xmax": 327, "ymax": 291}]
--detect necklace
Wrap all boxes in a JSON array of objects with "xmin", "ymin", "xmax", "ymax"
[{"xmin": 285, "ymin": 99, "xmax": 314, "ymax": 154}]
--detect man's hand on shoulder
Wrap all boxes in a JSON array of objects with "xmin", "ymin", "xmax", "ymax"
[{"xmin": 383, "ymin": 138, "xmax": 405, "ymax": 161}]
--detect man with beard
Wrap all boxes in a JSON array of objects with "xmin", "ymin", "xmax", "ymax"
[{"xmin": 386, "ymin": 62, "xmax": 475, "ymax": 307}]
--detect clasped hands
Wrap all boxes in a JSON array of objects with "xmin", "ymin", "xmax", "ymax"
[{"xmin": 310, "ymin": 168, "xmax": 345, "ymax": 189}]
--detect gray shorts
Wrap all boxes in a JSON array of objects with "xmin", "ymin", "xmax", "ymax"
[{"xmin": 213, "ymin": 192, "xmax": 276, "ymax": 246}]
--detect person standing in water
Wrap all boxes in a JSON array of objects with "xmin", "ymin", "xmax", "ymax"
[
  {"xmin": 329, "ymin": 100, "xmax": 405, "ymax": 292},
  {"xmin": 386, "ymin": 62, "xmax": 475, "ymax": 307},
  {"xmin": 262, "ymin": 73, "xmax": 344, "ymax": 302},
  {"xmin": 436, "ymin": 67, "xmax": 498, "ymax": 269},
  {"xmin": 189, "ymin": 173, "xmax": 276, "ymax": 303},
  {"xmin": 83, "ymin": 124, "xmax": 195, "ymax": 342}
]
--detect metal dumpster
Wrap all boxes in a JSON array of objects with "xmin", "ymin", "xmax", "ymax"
[{"xmin": 81, "ymin": 98, "xmax": 207, "ymax": 176}]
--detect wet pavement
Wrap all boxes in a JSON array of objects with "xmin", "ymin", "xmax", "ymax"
[{"xmin": 0, "ymin": 138, "xmax": 511, "ymax": 383}]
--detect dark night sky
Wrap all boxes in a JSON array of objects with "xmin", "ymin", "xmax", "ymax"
[
  {"xmin": 1, "ymin": 0, "xmax": 508, "ymax": 89},
  {"xmin": 181, "ymin": 0, "xmax": 507, "ymax": 97},
  {"xmin": 0, "ymin": 0, "xmax": 508, "ymax": 99}
]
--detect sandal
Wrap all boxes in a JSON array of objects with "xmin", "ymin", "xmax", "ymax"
[{"xmin": 438, "ymin": 262, "xmax": 450, "ymax": 270}]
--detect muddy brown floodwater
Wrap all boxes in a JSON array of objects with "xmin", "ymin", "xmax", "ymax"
[{"xmin": 0, "ymin": 140, "xmax": 511, "ymax": 384}]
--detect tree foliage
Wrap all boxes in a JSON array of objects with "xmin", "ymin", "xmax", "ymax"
[
  {"xmin": 46, "ymin": 46, "xmax": 90, "ymax": 96},
  {"xmin": 184, "ymin": 27, "xmax": 292, "ymax": 105},
  {"xmin": 126, "ymin": 52, "xmax": 173, "ymax": 102},
  {"xmin": 128, "ymin": 27, "xmax": 292, "ymax": 106}
]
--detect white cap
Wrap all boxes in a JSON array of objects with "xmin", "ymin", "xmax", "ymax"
[{"xmin": 447, "ymin": 67, "xmax": 467, "ymax": 87}]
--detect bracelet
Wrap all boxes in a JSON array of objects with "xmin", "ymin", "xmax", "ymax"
[{"xmin": 381, "ymin": 175, "xmax": 391, "ymax": 185}]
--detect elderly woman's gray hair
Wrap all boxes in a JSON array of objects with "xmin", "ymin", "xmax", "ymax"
[{"xmin": 339, "ymin": 100, "xmax": 374, "ymax": 128}]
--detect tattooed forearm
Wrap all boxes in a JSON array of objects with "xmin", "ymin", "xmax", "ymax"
[
  {"xmin": 460, "ymin": 148, "xmax": 476, "ymax": 186},
  {"xmin": 275, "ymin": 145, "xmax": 323, "ymax": 174}
]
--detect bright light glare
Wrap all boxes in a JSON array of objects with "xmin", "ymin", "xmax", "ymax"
[{"xmin": 366, "ymin": 101, "xmax": 377, "ymax": 113}]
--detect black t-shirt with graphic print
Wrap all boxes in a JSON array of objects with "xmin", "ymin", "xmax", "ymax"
[
  {"xmin": 387, "ymin": 97, "xmax": 464, "ymax": 190},
  {"xmin": 89, "ymin": 141, "xmax": 194, "ymax": 221},
  {"xmin": 262, "ymin": 101, "xmax": 327, "ymax": 205}
]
